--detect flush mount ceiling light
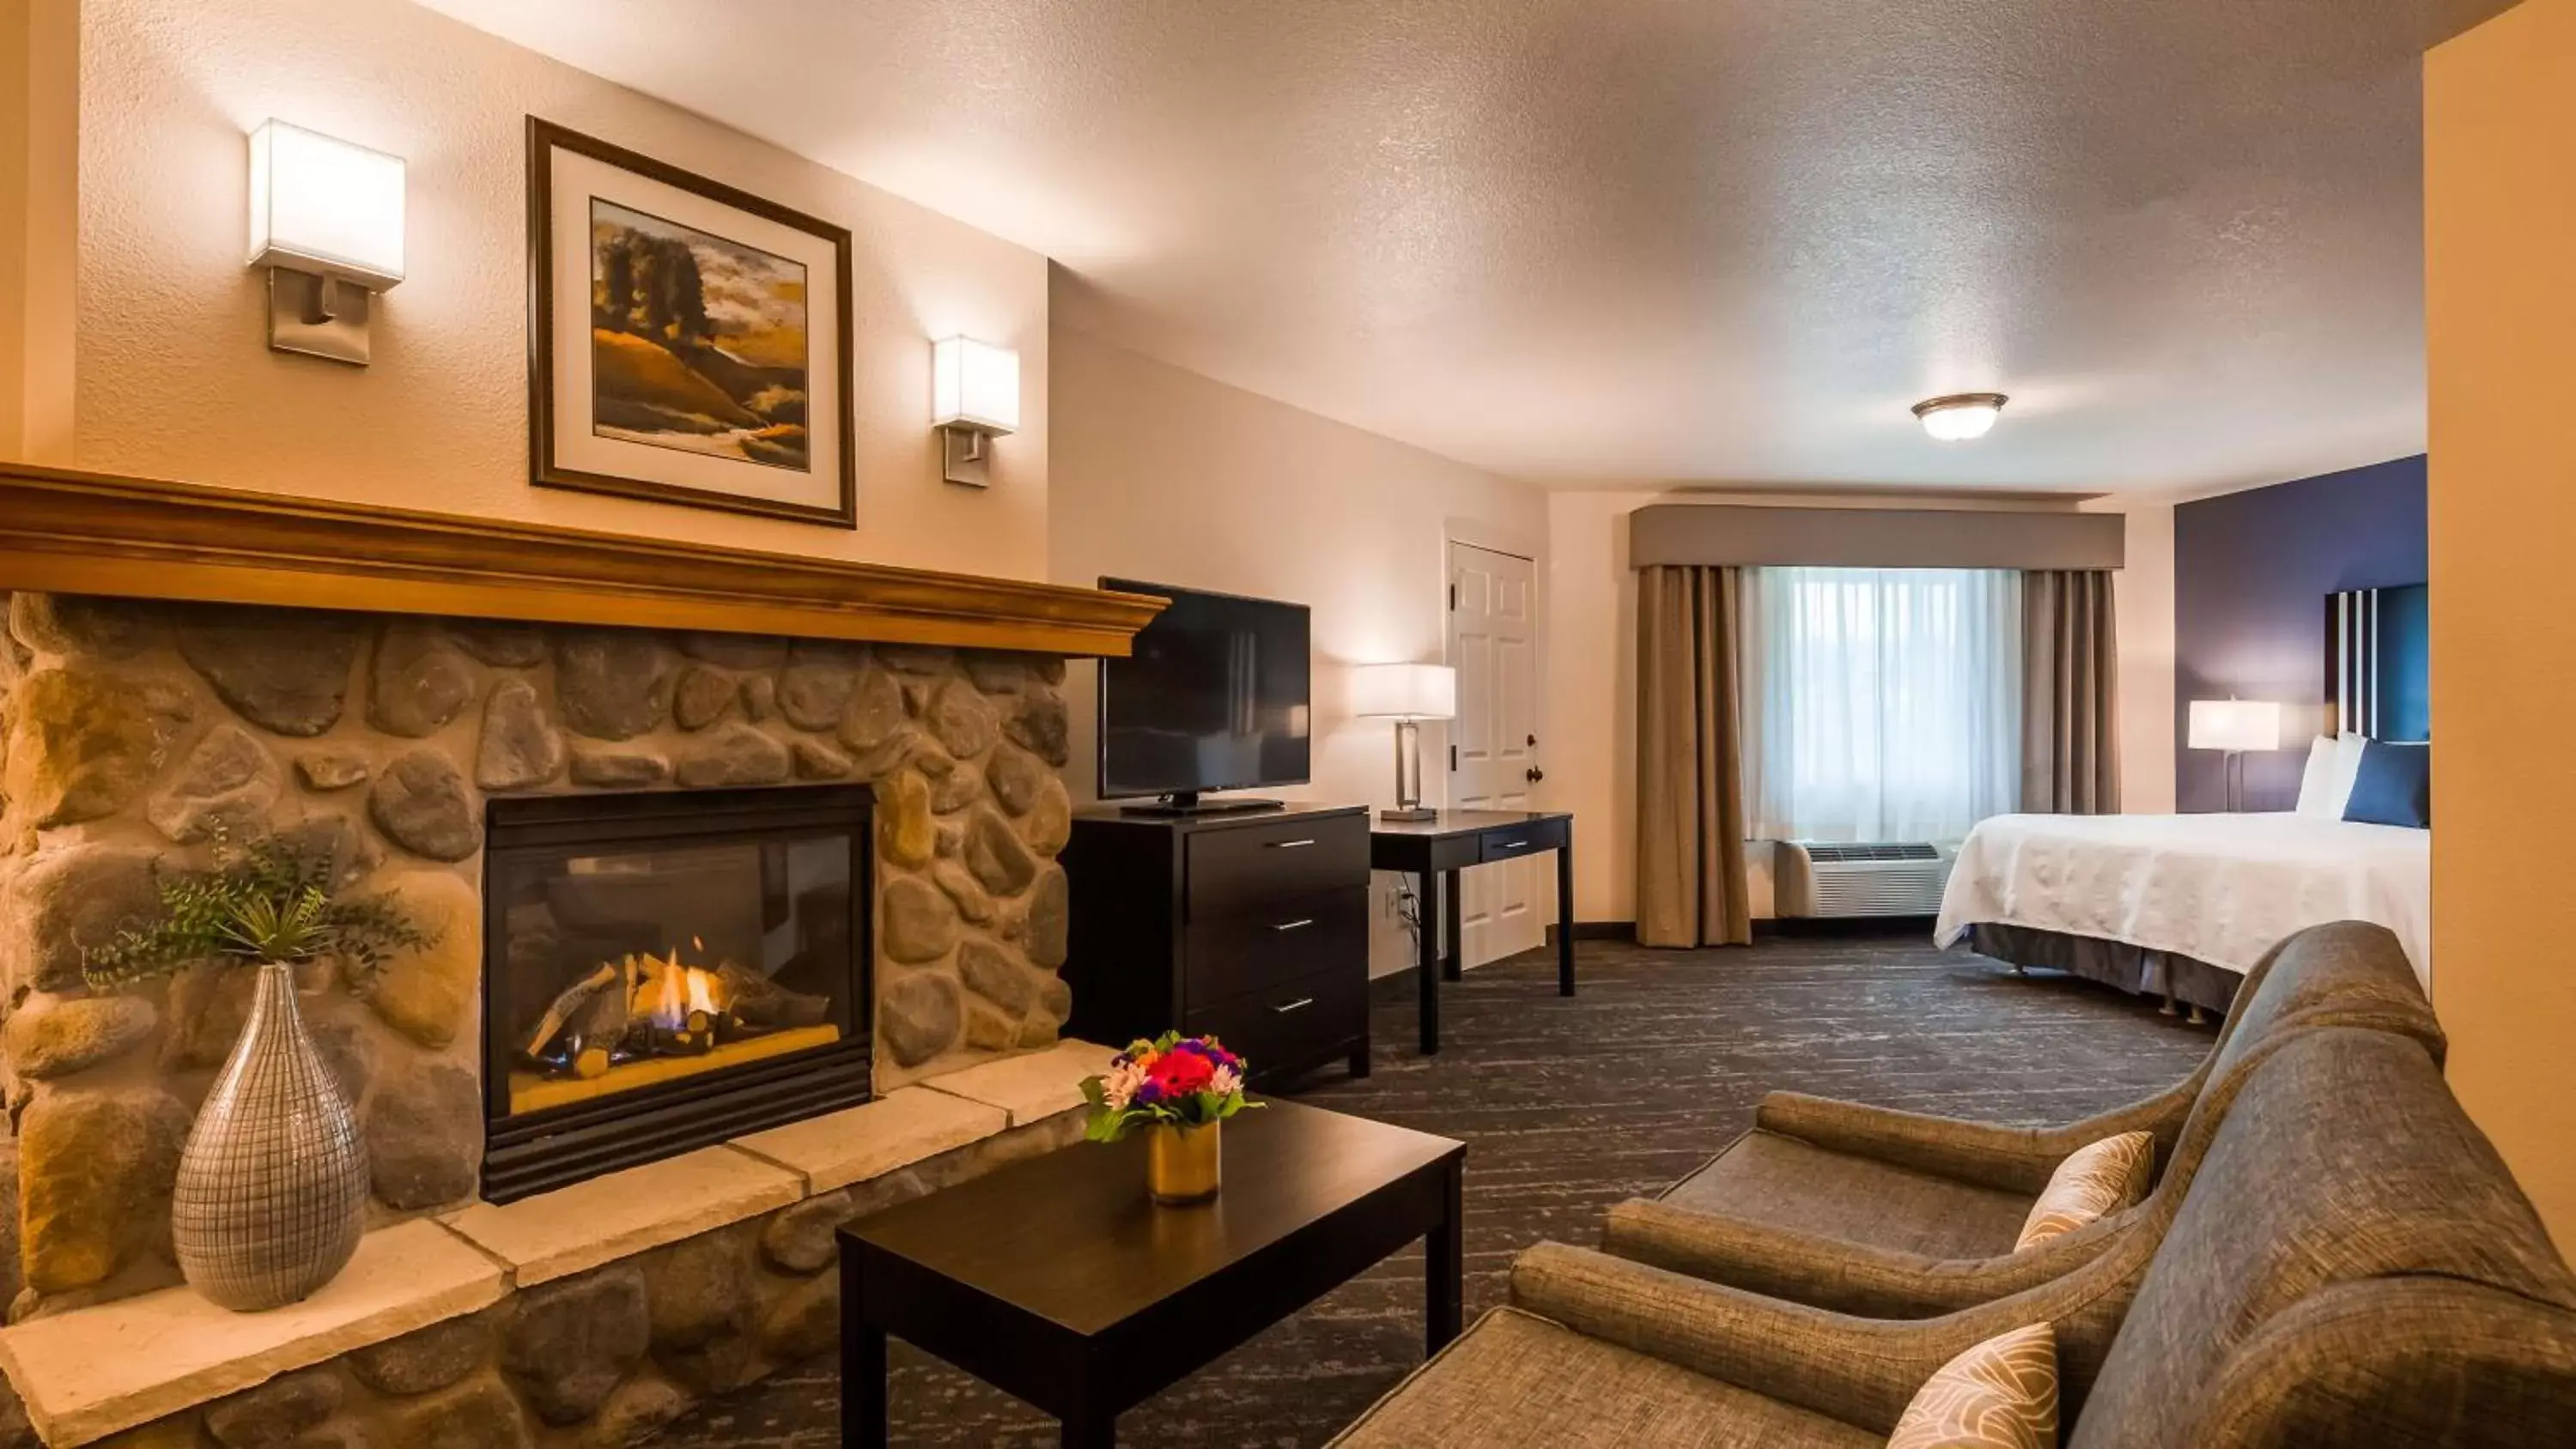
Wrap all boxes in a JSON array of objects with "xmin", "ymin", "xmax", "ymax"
[{"xmin": 1912, "ymin": 392, "xmax": 2008, "ymax": 442}]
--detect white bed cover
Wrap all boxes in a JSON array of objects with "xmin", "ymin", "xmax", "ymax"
[{"xmin": 1935, "ymin": 813, "xmax": 2431, "ymax": 987}]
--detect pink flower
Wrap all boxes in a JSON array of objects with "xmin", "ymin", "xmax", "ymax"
[{"xmin": 1100, "ymin": 1058, "xmax": 1148, "ymax": 1111}]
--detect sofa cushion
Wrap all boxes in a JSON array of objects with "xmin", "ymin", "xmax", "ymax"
[
  {"xmin": 1887, "ymin": 1323, "xmax": 2057, "ymax": 1449},
  {"xmin": 2070, "ymin": 1028, "xmax": 2576, "ymax": 1449},
  {"xmin": 1662, "ymin": 1130, "xmax": 2032, "ymax": 1260},
  {"xmin": 1327, "ymin": 1307, "xmax": 1880, "ymax": 1449},
  {"xmin": 2014, "ymin": 1132, "xmax": 2153, "ymax": 1251}
]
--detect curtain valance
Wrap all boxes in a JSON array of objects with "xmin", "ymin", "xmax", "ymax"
[{"xmin": 1628, "ymin": 504, "xmax": 2124, "ymax": 572}]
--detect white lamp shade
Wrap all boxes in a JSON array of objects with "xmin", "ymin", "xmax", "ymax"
[
  {"xmin": 1351, "ymin": 663, "xmax": 1456, "ymax": 720},
  {"xmin": 246, "ymin": 120, "xmax": 406, "ymax": 289},
  {"xmin": 2187, "ymin": 699, "xmax": 2283, "ymax": 753},
  {"xmin": 932, "ymin": 336, "xmax": 1021, "ymax": 435}
]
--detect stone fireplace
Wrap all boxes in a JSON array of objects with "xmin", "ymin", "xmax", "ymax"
[
  {"xmin": 0, "ymin": 466, "xmax": 1165, "ymax": 1448},
  {"xmin": 0, "ymin": 589, "xmax": 1080, "ymax": 1310}
]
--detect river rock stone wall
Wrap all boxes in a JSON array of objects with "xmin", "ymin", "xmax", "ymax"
[
  {"xmin": 0, "ymin": 592, "xmax": 1076, "ymax": 1319},
  {"xmin": 7, "ymin": 1107, "xmax": 1084, "ymax": 1449}
]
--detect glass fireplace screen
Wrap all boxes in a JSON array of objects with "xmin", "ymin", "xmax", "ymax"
[{"xmin": 489, "ymin": 826, "xmax": 856, "ymax": 1117}]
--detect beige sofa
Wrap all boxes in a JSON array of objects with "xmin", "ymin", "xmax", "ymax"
[{"xmin": 1329, "ymin": 930, "xmax": 2573, "ymax": 1447}]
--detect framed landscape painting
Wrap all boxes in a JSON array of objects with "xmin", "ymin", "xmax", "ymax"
[{"xmin": 528, "ymin": 118, "xmax": 857, "ymax": 528}]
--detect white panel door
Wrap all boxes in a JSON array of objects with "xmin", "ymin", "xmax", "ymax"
[{"xmin": 1449, "ymin": 542, "xmax": 1544, "ymax": 966}]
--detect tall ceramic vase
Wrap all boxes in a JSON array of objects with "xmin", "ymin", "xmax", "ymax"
[{"xmin": 173, "ymin": 961, "xmax": 370, "ymax": 1311}]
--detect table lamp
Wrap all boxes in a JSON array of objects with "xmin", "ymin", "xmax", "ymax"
[
  {"xmin": 2187, "ymin": 698, "xmax": 2282, "ymax": 812},
  {"xmin": 1352, "ymin": 663, "xmax": 1456, "ymax": 822}
]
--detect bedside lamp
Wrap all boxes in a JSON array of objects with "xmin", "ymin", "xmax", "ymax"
[
  {"xmin": 2187, "ymin": 699, "xmax": 2282, "ymax": 812},
  {"xmin": 1352, "ymin": 663, "xmax": 1455, "ymax": 822}
]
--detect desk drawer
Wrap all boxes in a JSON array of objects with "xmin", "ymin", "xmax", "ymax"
[
  {"xmin": 1184, "ymin": 963, "xmax": 1366, "ymax": 1078},
  {"xmin": 1184, "ymin": 885, "xmax": 1367, "ymax": 1003},
  {"xmin": 1186, "ymin": 814, "xmax": 1368, "ymax": 920},
  {"xmin": 1479, "ymin": 818, "xmax": 1567, "ymax": 864}
]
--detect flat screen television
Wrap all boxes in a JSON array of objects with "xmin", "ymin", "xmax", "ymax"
[{"xmin": 1097, "ymin": 578, "xmax": 1311, "ymax": 808}]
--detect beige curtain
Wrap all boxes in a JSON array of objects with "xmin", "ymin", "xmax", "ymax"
[
  {"xmin": 2021, "ymin": 569, "xmax": 2121, "ymax": 814},
  {"xmin": 1637, "ymin": 565, "xmax": 1753, "ymax": 947}
]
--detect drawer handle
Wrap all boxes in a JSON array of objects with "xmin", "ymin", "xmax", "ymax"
[
  {"xmin": 1272, "ymin": 918, "xmax": 1315, "ymax": 933},
  {"xmin": 1267, "ymin": 838, "xmax": 1318, "ymax": 850},
  {"xmin": 1498, "ymin": 839, "xmax": 1528, "ymax": 850},
  {"xmin": 1273, "ymin": 997, "xmax": 1315, "ymax": 1014}
]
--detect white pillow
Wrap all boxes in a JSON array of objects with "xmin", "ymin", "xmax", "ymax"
[
  {"xmin": 2297, "ymin": 732, "xmax": 2368, "ymax": 820},
  {"xmin": 2293, "ymin": 736, "xmax": 2338, "ymax": 817}
]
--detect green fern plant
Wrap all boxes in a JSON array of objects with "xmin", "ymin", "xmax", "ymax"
[{"xmin": 82, "ymin": 825, "xmax": 436, "ymax": 991}]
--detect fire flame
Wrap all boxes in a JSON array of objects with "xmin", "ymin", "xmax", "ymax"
[{"xmin": 637, "ymin": 939, "xmax": 731, "ymax": 1031}]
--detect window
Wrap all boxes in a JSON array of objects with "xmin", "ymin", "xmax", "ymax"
[{"xmin": 1741, "ymin": 567, "xmax": 2021, "ymax": 843}]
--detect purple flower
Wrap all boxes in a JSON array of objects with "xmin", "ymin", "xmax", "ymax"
[
  {"xmin": 1133, "ymin": 1079, "xmax": 1166, "ymax": 1106},
  {"xmin": 1173, "ymin": 1036, "xmax": 1244, "ymax": 1073}
]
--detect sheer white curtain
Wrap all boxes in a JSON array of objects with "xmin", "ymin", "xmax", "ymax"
[{"xmin": 1741, "ymin": 567, "xmax": 2022, "ymax": 843}]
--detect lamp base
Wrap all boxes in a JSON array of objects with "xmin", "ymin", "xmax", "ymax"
[
  {"xmin": 941, "ymin": 427, "xmax": 993, "ymax": 488},
  {"xmin": 1378, "ymin": 807, "xmax": 1439, "ymax": 822},
  {"xmin": 268, "ymin": 270, "xmax": 373, "ymax": 366}
]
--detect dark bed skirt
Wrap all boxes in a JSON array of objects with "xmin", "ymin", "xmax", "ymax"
[{"xmin": 1966, "ymin": 924, "xmax": 2243, "ymax": 1016}]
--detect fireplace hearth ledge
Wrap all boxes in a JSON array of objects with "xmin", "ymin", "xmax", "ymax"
[{"xmin": 0, "ymin": 1040, "xmax": 1118, "ymax": 1449}]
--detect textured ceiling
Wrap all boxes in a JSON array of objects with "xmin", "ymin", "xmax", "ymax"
[{"xmin": 413, "ymin": 0, "xmax": 2472, "ymax": 494}]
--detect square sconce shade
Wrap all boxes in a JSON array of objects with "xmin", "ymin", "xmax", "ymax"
[
  {"xmin": 2187, "ymin": 699, "xmax": 2282, "ymax": 753},
  {"xmin": 1352, "ymin": 663, "xmax": 1458, "ymax": 720},
  {"xmin": 246, "ymin": 119, "xmax": 407, "ymax": 290},
  {"xmin": 931, "ymin": 336, "xmax": 1021, "ymax": 436}
]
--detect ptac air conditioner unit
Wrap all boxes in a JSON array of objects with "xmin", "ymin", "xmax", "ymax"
[{"xmin": 1772, "ymin": 841, "xmax": 1952, "ymax": 919}]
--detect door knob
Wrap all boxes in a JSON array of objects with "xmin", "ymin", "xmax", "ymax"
[{"xmin": 1525, "ymin": 767, "xmax": 1546, "ymax": 783}]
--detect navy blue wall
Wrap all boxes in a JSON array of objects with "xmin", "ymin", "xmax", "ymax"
[{"xmin": 2173, "ymin": 456, "xmax": 2428, "ymax": 813}]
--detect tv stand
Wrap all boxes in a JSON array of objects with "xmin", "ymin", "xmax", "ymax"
[
  {"xmin": 1117, "ymin": 792, "xmax": 1285, "ymax": 818},
  {"xmin": 1061, "ymin": 803, "xmax": 1371, "ymax": 1087}
]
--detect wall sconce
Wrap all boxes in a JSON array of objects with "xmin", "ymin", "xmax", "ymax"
[
  {"xmin": 931, "ymin": 336, "xmax": 1020, "ymax": 488},
  {"xmin": 247, "ymin": 120, "xmax": 406, "ymax": 366}
]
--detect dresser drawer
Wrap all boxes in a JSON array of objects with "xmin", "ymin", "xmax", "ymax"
[
  {"xmin": 1183, "ymin": 963, "xmax": 1367, "ymax": 1081},
  {"xmin": 1183, "ymin": 885, "xmax": 1367, "ymax": 1004},
  {"xmin": 1184, "ymin": 813, "xmax": 1368, "ymax": 921},
  {"xmin": 1479, "ymin": 817, "xmax": 1568, "ymax": 864}
]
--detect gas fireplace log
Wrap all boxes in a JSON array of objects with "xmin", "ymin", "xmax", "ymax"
[
  {"xmin": 714, "ymin": 963, "xmax": 832, "ymax": 1029},
  {"xmin": 565, "ymin": 978, "xmax": 639, "ymax": 1079},
  {"xmin": 523, "ymin": 963, "xmax": 619, "ymax": 1058}
]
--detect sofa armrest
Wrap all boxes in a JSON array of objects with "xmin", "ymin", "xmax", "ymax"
[
  {"xmin": 1510, "ymin": 1240, "xmax": 2146, "ymax": 1434},
  {"xmin": 1752, "ymin": 1070, "xmax": 2203, "ymax": 1196},
  {"xmin": 1601, "ymin": 1197, "xmax": 2135, "ymax": 1319}
]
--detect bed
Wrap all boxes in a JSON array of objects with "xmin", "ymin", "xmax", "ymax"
[
  {"xmin": 1939, "ymin": 579, "xmax": 2431, "ymax": 1016},
  {"xmin": 1935, "ymin": 812, "xmax": 2430, "ymax": 1014}
]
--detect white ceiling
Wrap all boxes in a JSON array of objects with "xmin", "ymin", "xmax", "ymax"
[{"xmin": 414, "ymin": 0, "xmax": 2494, "ymax": 495}]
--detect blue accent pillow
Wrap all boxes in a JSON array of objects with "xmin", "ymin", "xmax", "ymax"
[{"xmin": 2342, "ymin": 740, "xmax": 2430, "ymax": 829}]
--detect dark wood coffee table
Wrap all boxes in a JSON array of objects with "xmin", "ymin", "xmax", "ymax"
[{"xmin": 838, "ymin": 1099, "xmax": 1466, "ymax": 1448}]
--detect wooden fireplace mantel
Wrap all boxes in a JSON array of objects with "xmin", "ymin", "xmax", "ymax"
[{"xmin": 0, "ymin": 464, "xmax": 1166, "ymax": 656}]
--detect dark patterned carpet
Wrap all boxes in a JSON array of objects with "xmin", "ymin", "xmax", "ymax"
[{"xmin": 660, "ymin": 933, "xmax": 2215, "ymax": 1447}]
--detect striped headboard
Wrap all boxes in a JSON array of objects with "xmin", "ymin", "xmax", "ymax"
[{"xmin": 2327, "ymin": 583, "xmax": 2429, "ymax": 742}]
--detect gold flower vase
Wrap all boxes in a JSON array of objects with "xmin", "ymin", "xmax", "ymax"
[{"xmin": 1146, "ymin": 1120, "xmax": 1221, "ymax": 1205}]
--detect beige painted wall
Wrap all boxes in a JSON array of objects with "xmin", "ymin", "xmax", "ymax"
[
  {"xmin": 0, "ymin": 3, "xmax": 27, "ymax": 459},
  {"xmin": 1048, "ymin": 324, "xmax": 1547, "ymax": 977},
  {"xmin": 1, "ymin": 0, "xmax": 77, "ymax": 464},
  {"xmin": 2427, "ymin": 0, "xmax": 2576, "ymax": 1249},
  {"xmin": 1544, "ymin": 488, "xmax": 2176, "ymax": 925},
  {"xmin": 73, "ymin": 0, "xmax": 1051, "ymax": 578},
  {"xmin": 2095, "ymin": 494, "xmax": 2178, "ymax": 814}
]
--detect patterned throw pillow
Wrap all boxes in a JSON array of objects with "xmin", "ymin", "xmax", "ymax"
[
  {"xmin": 2014, "ymin": 1130, "xmax": 2154, "ymax": 1251},
  {"xmin": 1886, "ymin": 1323, "xmax": 2058, "ymax": 1449}
]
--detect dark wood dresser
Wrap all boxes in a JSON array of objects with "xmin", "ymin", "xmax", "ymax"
[{"xmin": 1060, "ymin": 803, "xmax": 1372, "ymax": 1087}]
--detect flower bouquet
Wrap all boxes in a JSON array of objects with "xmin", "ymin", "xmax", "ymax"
[{"xmin": 1079, "ymin": 1033, "xmax": 1259, "ymax": 1203}]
